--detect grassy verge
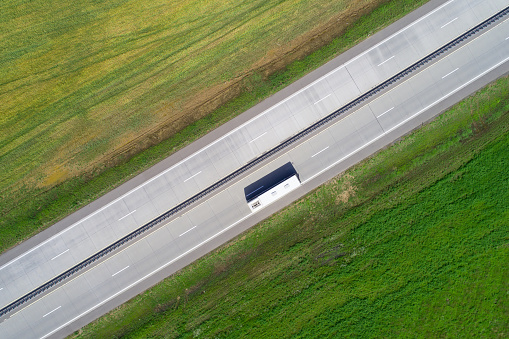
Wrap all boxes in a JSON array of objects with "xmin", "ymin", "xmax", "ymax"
[
  {"xmin": 1, "ymin": 0, "xmax": 430, "ymax": 253},
  {"xmin": 74, "ymin": 75, "xmax": 509, "ymax": 337}
]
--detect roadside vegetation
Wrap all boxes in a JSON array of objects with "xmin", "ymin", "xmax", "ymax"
[
  {"xmin": 0, "ymin": 0, "xmax": 430, "ymax": 253},
  {"xmin": 74, "ymin": 74, "xmax": 509, "ymax": 338}
]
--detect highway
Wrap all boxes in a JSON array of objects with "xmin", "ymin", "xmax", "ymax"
[{"xmin": 1, "ymin": 0, "xmax": 508, "ymax": 337}]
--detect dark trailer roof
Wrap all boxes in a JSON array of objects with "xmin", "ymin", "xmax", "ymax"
[{"xmin": 244, "ymin": 162, "xmax": 297, "ymax": 202}]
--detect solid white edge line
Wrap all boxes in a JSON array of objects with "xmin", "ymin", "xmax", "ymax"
[
  {"xmin": 111, "ymin": 266, "xmax": 130, "ymax": 277},
  {"xmin": 249, "ymin": 132, "xmax": 268, "ymax": 143},
  {"xmin": 50, "ymin": 249, "xmax": 69, "ymax": 261},
  {"xmin": 378, "ymin": 107, "xmax": 394, "ymax": 118},
  {"xmin": 311, "ymin": 146, "xmax": 330, "ymax": 158},
  {"xmin": 118, "ymin": 210, "xmax": 137, "ymax": 221},
  {"xmin": 377, "ymin": 55, "xmax": 395, "ymax": 66},
  {"xmin": 39, "ymin": 55, "xmax": 509, "ymax": 339},
  {"xmin": 42, "ymin": 306, "xmax": 61, "ymax": 318},
  {"xmin": 314, "ymin": 94, "xmax": 332, "ymax": 105},
  {"xmin": 0, "ymin": 288, "xmax": 3, "ymax": 291},
  {"xmin": 179, "ymin": 226, "xmax": 197, "ymax": 237},
  {"xmin": 442, "ymin": 67, "xmax": 459, "ymax": 79},
  {"xmin": 40, "ymin": 213, "xmax": 252, "ymax": 339},
  {"xmin": 303, "ymin": 57, "xmax": 509, "ymax": 185},
  {"xmin": 328, "ymin": 0, "xmax": 456, "ymax": 75},
  {"xmin": 0, "ymin": 0, "xmax": 460, "ymax": 271},
  {"xmin": 183, "ymin": 171, "xmax": 202, "ymax": 183},
  {"xmin": 441, "ymin": 17, "xmax": 458, "ymax": 28}
]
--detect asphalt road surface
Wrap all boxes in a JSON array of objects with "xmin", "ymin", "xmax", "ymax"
[{"xmin": 1, "ymin": 0, "xmax": 508, "ymax": 337}]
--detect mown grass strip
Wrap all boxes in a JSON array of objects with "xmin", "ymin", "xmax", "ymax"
[
  {"xmin": 73, "ymin": 74, "xmax": 509, "ymax": 338},
  {"xmin": 1, "ymin": 0, "xmax": 430, "ymax": 254}
]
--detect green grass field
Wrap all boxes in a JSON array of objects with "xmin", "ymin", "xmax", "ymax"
[
  {"xmin": 0, "ymin": 0, "xmax": 430, "ymax": 253},
  {"xmin": 74, "ymin": 74, "xmax": 509, "ymax": 338}
]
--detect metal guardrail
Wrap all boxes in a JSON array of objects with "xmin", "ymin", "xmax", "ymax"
[{"xmin": 1, "ymin": 5, "xmax": 508, "ymax": 318}]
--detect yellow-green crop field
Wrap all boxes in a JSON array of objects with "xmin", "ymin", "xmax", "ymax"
[{"xmin": 1, "ymin": 0, "xmax": 367, "ymax": 192}]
